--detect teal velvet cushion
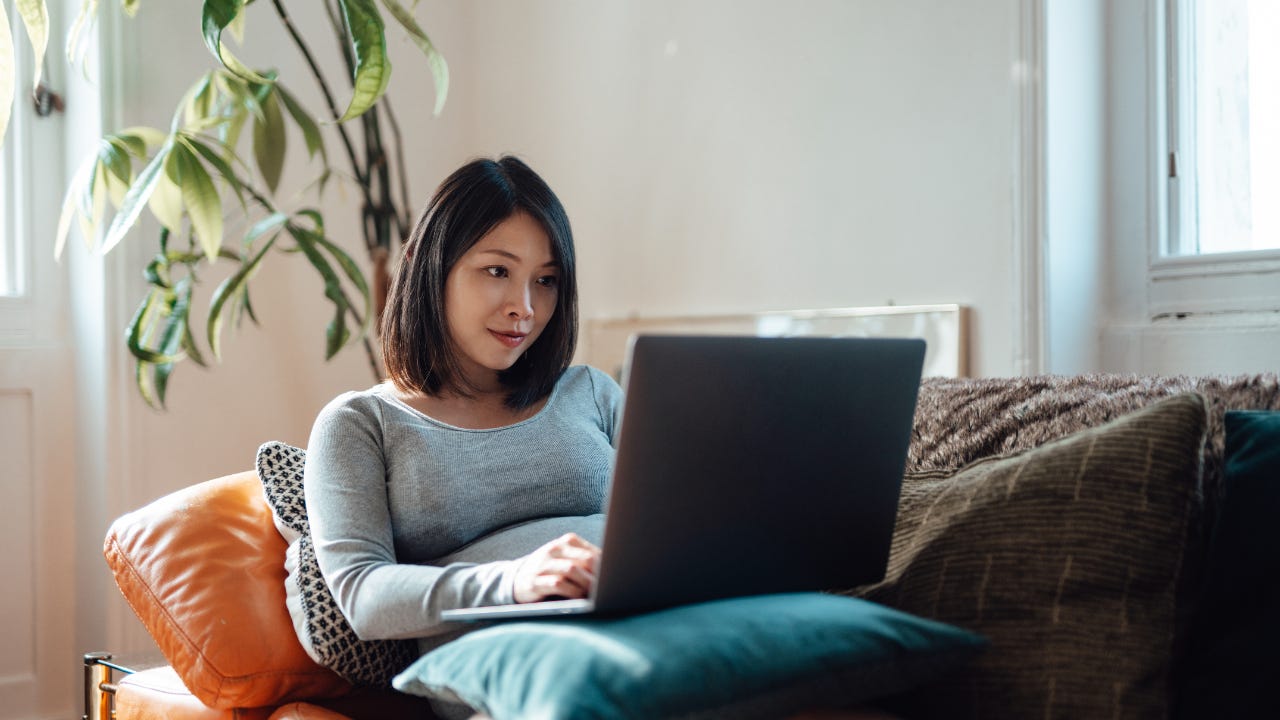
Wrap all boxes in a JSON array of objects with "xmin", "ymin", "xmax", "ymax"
[
  {"xmin": 1177, "ymin": 410, "xmax": 1280, "ymax": 718},
  {"xmin": 392, "ymin": 592, "xmax": 985, "ymax": 720}
]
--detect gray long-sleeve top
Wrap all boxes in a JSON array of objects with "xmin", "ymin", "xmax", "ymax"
[{"xmin": 303, "ymin": 365, "xmax": 622, "ymax": 644}]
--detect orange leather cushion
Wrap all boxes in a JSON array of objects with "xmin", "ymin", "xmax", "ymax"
[
  {"xmin": 105, "ymin": 472, "xmax": 352, "ymax": 709},
  {"xmin": 116, "ymin": 666, "xmax": 273, "ymax": 720}
]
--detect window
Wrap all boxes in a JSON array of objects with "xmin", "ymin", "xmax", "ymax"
[
  {"xmin": 1167, "ymin": 0, "xmax": 1280, "ymax": 258},
  {"xmin": 2, "ymin": 0, "xmax": 26, "ymax": 301}
]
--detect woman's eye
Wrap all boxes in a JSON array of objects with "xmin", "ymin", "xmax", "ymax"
[
  {"xmin": 485, "ymin": 266, "xmax": 508, "ymax": 278},
  {"xmin": 537, "ymin": 275, "xmax": 560, "ymax": 288}
]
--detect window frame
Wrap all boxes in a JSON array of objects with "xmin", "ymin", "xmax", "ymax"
[
  {"xmin": 1151, "ymin": 0, "xmax": 1280, "ymax": 318},
  {"xmin": 0, "ymin": 0, "xmax": 66, "ymax": 346}
]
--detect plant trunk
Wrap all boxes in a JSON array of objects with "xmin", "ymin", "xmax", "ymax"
[{"xmin": 372, "ymin": 246, "xmax": 390, "ymax": 335}]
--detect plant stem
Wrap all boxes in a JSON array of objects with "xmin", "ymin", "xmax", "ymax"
[
  {"xmin": 270, "ymin": 0, "xmax": 367, "ymax": 190},
  {"xmin": 365, "ymin": 107, "xmax": 394, "ymax": 251},
  {"xmin": 325, "ymin": 0, "xmax": 357, "ymax": 85},
  {"xmin": 275, "ymin": 0, "xmax": 385, "ymax": 382},
  {"xmin": 382, "ymin": 96, "xmax": 413, "ymax": 236},
  {"xmin": 326, "ymin": 0, "xmax": 382, "ymax": 261}
]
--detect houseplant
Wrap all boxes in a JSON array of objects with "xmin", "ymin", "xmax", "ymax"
[{"xmin": 0, "ymin": 0, "xmax": 447, "ymax": 408}]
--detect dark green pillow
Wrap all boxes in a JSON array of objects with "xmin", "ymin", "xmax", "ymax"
[
  {"xmin": 392, "ymin": 593, "xmax": 985, "ymax": 719},
  {"xmin": 1177, "ymin": 410, "xmax": 1280, "ymax": 718}
]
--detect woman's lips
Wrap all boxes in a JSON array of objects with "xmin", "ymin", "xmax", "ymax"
[{"xmin": 489, "ymin": 329, "xmax": 527, "ymax": 349}]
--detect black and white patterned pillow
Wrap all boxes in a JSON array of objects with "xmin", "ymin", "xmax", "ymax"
[{"xmin": 256, "ymin": 441, "xmax": 418, "ymax": 686}]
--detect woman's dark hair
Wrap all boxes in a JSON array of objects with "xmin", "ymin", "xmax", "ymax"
[{"xmin": 381, "ymin": 155, "xmax": 577, "ymax": 409}]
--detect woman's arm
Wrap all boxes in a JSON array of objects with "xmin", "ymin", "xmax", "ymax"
[{"xmin": 304, "ymin": 396, "xmax": 521, "ymax": 640}]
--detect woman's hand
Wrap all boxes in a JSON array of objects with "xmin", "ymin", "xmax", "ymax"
[{"xmin": 512, "ymin": 533, "xmax": 601, "ymax": 603}]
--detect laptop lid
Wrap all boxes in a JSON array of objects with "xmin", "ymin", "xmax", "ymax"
[{"xmin": 591, "ymin": 334, "xmax": 925, "ymax": 614}]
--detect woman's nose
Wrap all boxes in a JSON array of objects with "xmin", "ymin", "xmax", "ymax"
[{"xmin": 506, "ymin": 284, "xmax": 534, "ymax": 319}]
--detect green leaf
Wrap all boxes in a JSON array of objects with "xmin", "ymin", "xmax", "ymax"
[
  {"xmin": 227, "ymin": 2, "xmax": 246, "ymax": 44},
  {"xmin": 15, "ymin": 0, "xmax": 49, "ymax": 89},
  {"xmin": 106, "ymin": 135, "xmax": 141, "ymax": 163},
  {"xmin": 55, "ymin": 154, "xmax": 96, "ymax": 259},
  {"xmin": 252, "ymin": 87, "xmax": 286, "ymax": 194},
  {"xmin": 130, "ymin": 290, "xmax": 166, "ymax": 411},
  {"xmin": 293, "ymin": 208, "xmax": 324, "ymax": 236},
  {"xmin": 115, "ymin": 135, "xmax": 148, "ymax": 158},
  {"xmin": 135, "ymin": 357, "xmax": 159, "ymax": 410},
  {"xmin": 207, "ymin": 235, "xmax": 275, "ymax": 361},
  {"xmin": 100, "ymin": 140, "xmax": 174, "ymax": 255},
  {"xmin": 89, "ymin": 162, "xmax": 109, "ymax": 245},
  {"xmin": 327, "ymin": 299, "xmax": 350, "ymax": 357},
  {"xmin": 245, "ymin": 211, "xmax": 289, "ymax": 246},
  {"xmin": 288, "ymin": 224, "xmax": 352, "ymax": 359},
  {"xmin": 184, "ymin": 73, "xmax": 215, "ymax": 127},
  {"xmin": 276, "ymin": 85, "xmax": 326, "ymax": 161},
  {"xmin": 116, "ymin": 125, "xmax": 167, "ymax": 152},
  {"xmin": 312, "ymin": 231, "xmax": 371, "ymax": 336},
  {"xmin": 0, "ymin": 1, "xmax": 14, "ymax": 146},
  {"xmin": 144, "ymin": 252, "xmax": 171, "ymax": 289},
  {"xmin": 171, "ymin": 144, "xmax": 224, "ymax": 262},
  {"xmin": 76, "ymin": 152, "xmax": 100, "ymax": 247},
  {"xmin": 181, "ymin": 315, "xmax": 207, "ymax": 367},
  {"xmin": 378, "ymin": 0, "xmax": 448, "ymax": 116},
  {"xmin": 220, "ymin": 106, "xmax": 248, "ymax": 164},
  {"xmin": 153, "ymin": 277, "xmax": 194, "ymax": 407},
  {"xmin": 102, "ymin": 162, "xmax": 131, "ymax": 208},
  {"xmin": 100, "ymin": 139, "xmax": 132, "ymax": 181},
  {"xmin": 147, "ymin": 152, "xmax": 184, "ymax": 234},
  {"xmin": 180, "ymin": 134, "xmax": 248, "ymax": 211},
  {"xmin": 337, "ymin": 0, "xmax": 391, "ymax": 122},
  {"xmin": 127, "ymin": 288, "xmax": 184, "ymax": 365},
  {"xmin": 213, "ymin": 70, "xmax": 261, "ymax": 121},
  {"xmin": 66, "ymin": 0, "xmax": 97, "ymax": 67},
  {"xmin": 201, "ymin": 0, "xmax": 269, "ymax": 83},
  {"xmin": 239, "ymin": 283, "xmax": 259, "ymax": 326},
  {"xmin": 121, "ymin": 0, "xmax": 139, "ymax": 18},
  {"xmin": 98, "ymin": 139, "xmax": 133, "ymax": 207}
]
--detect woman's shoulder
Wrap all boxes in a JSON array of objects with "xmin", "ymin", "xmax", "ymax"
[
  {"xmin": 551, "ymin": 366, "xmax": 623, "ymax": 431},
  {"xmin": 314, "ymin": 384, "xmax": 393, "ymax": 427},
  {"xmin": 557, "ymin": 365, "xmax": 623, "ymax": 399}
]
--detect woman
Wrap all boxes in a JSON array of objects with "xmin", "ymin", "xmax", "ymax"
[{"xmin": 303, "ymin": 156, "xmax": 622, "ymax": 652}]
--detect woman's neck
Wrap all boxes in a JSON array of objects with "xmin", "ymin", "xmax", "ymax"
[{"xmin": 392, "ymin": 385, "xmax": 544, "ymax": 430}]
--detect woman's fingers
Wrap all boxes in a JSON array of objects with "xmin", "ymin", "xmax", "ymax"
[
  {"xmin": 535, "ymin": 563, "xmax": 595, "ymax": 599},
  {"xmin": 512, "ymin": 533, "xmax": 602, "ymax": 603},
  {"xmin": 536, "ymin": 558, "xmax": 595, "ymax": 594},
  {"xmin": 547, "ymin": 541, "xmax": 599, "ymax": 571},
  {"xmin": 560, "ymin": 533, "xmax": 602, "ymax": 555}
]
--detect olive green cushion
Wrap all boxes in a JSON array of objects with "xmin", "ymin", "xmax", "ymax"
[{"xmin": 855, "ymin": 393, "xmax": 1209, "ymax": 718}]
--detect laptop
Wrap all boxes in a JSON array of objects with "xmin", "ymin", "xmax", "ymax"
[{"xmin": 440, "ymin": 334, "xmax": 926, "ymax": 621}]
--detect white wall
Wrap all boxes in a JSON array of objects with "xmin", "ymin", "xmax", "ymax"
[{"xmin": 457, "ymin": 0, "xmax": 1025, "ymax": 377}]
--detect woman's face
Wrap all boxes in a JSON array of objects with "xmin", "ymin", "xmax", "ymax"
[{"xmin": 443, "ymin": 212, "xmax": 560, "ymax": 390}]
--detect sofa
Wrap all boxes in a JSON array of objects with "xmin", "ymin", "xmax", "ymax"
[{"xmin": 86, "ymin": 373, "xmax": 1280, "ymax": 719}]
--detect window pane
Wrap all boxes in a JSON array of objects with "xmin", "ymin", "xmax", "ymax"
[{"xmin": 1180, "ymin": 0, "xmax": 1280, "ymax": 256}]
